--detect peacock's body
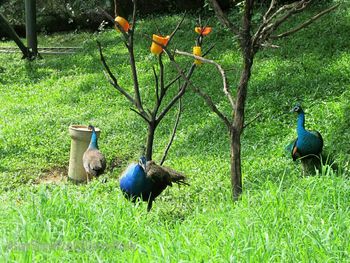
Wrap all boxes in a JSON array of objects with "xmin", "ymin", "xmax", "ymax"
[
  {"xmin": 83, "ymin": 125, "xmax": 106, "ymax": 181},
  {"xmin": 287, "ymin": 105, "xmax": 324, "ymax": 173},
  {"xmin": 119, "ymin": 157, "xmax": 188, "ymax": 211}
]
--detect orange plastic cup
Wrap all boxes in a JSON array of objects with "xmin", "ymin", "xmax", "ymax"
[
  {"xmin": 150, "ymin": 34, "xmax": 170, "ymax": 55},
  {"xmin": 115, "ymin": 16, "xmax": 130, "ymax": 32},
  {"xmin": 195, "ymin": 27, "xmax": 212, "ymax": 36}
]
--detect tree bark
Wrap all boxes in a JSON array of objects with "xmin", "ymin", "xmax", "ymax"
[
  {"xmin": 230, "ymin": 127, "xmax": 242, "ymax": 200},
  {"xmin": 227, "ymin": 0, "xmax": 255, "ymax": 200},
  {"xmin": 230, "ymin": 52, "xmax": 254, "ymax": 200},
  {"xmin": 146, "ymin": 121, "xmax": 157, "ymax": 161}
]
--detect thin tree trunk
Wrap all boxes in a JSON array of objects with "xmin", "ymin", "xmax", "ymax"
[
  {"xmin": 230, "ymin": 127, "xmax": 242, "ymax": 200},
  {"xmin": 228, "ymin": 0, "xmax": 255, "ymax": 200},
  {"xmin": 146, "ymin": 121, "xmax": 157, "ymax": 160},
  {"xmin": 230, "ymin": 55, "xmax": 254, "ymax": 200},
  {"xmin": 230, "ymin": 41, "xmax": 254, "ymax": 200}
]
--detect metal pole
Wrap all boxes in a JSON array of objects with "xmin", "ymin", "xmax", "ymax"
[{"xmin": 25, "ymin": 0, "xmax": 38, "ymax": 57}]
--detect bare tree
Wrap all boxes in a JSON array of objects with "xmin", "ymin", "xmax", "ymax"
[
  {"xmin": 174, "ymin": 0, "xmax": 339, "ymax": 200},
  {"xmin": 98, "ymin": 0, "xmax": 209, "ymax": 162}
]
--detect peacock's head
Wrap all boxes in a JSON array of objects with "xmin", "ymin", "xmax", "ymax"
[
  {"xmin": 138, "ymin": 156, "xmax": 147, "ymax": 171},
  {"xmin": 290, "ymin": 104, "xmax": 303, "ymax": 114},
  {"xmin": 88, "ymin": 125, "xmax": 96, "ymax": 132}
]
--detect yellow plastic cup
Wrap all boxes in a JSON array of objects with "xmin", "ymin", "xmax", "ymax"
[{"xmin": 193, "ymin": 46, "xmax": 202, "ymax": 65}]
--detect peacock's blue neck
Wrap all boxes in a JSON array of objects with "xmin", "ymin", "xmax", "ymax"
[
  {"xmin": 89, "ymin": 131, "xmax": 98, "ymax": 149},
  {"xmin": 297, "ymin": 111, "xmax": 306, "ymax": 135}
]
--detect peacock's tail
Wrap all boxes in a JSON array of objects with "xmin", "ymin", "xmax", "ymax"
[
  {"xmin": 285, "ymin": 139, "xmax": 296, "ymax": 156},
  {"xmin": 161, "ymin": 165, "xmax": 189, "ymax": 186}
]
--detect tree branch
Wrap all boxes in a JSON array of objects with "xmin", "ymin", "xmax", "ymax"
[
  {"xmin": 97, "ymin": 6, "xmax": 129, "ymax": 42},
  {"xmin": 162, "ymin": 42, "xmax": 215, "ymax": 91},
  {"xmin": 263, "ymin": 0, "xmax": 277, "ymax": 22},
  {"xmin": 191, "ymin": 84, "xmax": 232, "ymax": 129},
  {"xmin": 167, "ymin": 13, "xmax": 186, "ymax": 45},
  {"xmin": 152, "ymin": 66, "xmax": 160, "ymax": 103},
  {"xmin": 243, "ymin": 113, "xmax": 262, "ymax": 129},
  {"xmin": 159, "ymin": 55, "xmax": 165, "ymax": 96},
  {"xmin": 160, "ymin": 96, "xmax": 183, "ymax": 165},
  {"xmin": 161, "ymin": 42, "xmax": 231, "ymax": 128},
  {"xmin": 156, "ymin": 64, "xmax": 196, "ymax": 122},
  {"xmin": 131, "ymin": 0, "xmax": 137, "ymax": 32},
  {"xmin": 127, "ymin": 2, "xmax": 144, "ymax": 113},
  {"xmin": 271, "ymin": 4, "xmax": 340, "ymax": 39},
  {"xmin": 97, "ymin": 41, "xmax": 136, "ymax": 105},
  {"xmin": 130, "ymin": 108, "xmax": 150, "ymax": 123},
  {"xmin": 175, "ymin": 50, "xmax": 235, "ymax": 110},
  {"xmin": 209, "ymin": 0, "xmax": 240, "ymax": 36},
  {"xmin": 252, "ymin": 0, "xmax": 311, "ymax": 48}
]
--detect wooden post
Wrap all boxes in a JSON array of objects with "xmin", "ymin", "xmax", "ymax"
[
  {"xmin": 0, "ymin": 13, "xmax": 28, "ymax": 58},
  {"xmin": 25, "ymin": 0, "xmax": 38, "ymax": 58}
]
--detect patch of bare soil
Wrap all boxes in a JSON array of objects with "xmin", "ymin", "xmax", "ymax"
[{"xmin": 36, "ymin": 166, "xmax": 68, "ymax": 185}]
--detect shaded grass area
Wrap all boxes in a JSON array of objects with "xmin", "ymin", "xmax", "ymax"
[{"xmin": 0, "ymin": 4, "xmax": 350, "ymax": 261}]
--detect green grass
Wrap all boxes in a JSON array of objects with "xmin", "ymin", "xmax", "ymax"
[{"xmin": 1, "ymin": 4, "xmax": 350, "ymax": 262}]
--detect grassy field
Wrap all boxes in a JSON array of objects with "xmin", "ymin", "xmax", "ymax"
[{"xmin": 1, "ymin": 4, "xmax": 350, "ymax": 262}]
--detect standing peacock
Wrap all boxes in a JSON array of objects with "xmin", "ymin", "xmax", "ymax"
[
  {"xmin": 119, "ymin": 157, "xmax": 189, "ymax": 211},
  {"xmin": 286, "ymin": 104, "xmax": 324, "ymax": 173},
  {"xmin": 83, "ymin": 125, "xmax": 106, "ymax": 181}
]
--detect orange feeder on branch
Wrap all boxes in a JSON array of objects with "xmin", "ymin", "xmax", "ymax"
[
  {"xmin": 195, "ymin": 26, "xmax": 212, "ymax": 36},
  {"xmin": 193, "ymin": 46, "xmax": 202, "ymax": 65},
  {"xmin": 115, "ymin": 16, "xmax": 130, "ymax": 32},
  {"xmin": 150, "ymin": 34, "xmax": 170, "ymax": 55}
]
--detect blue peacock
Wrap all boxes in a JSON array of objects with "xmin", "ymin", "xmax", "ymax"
[
  {"xmin": 119, "ymin": 157, "xmax": 189, "ymax": 211},
  {"xmin": 83, "ymin": 125, "xmax": 106, "ymax": 181},
  {"xmin": 286, "ymin": 104, "xmax": 324, "ymax": 172}
]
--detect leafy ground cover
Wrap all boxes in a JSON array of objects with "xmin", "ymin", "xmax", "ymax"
[{"xmin": 0, "ymin": 4, "xmax": 349, "ymax": 262}]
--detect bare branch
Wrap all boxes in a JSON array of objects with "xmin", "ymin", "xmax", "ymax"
[
  {"xmin": 263, "ymin": 0, "xmax": 277, "ymax": 22},
  {"xmin": 271, "ymin": 4, "xmax": 340, "ymax": 39},
  {"xmin": 209, "ymin": 0, "xmax": 240, "ymax": 36},
  {"xmin": 260, "ymin": 42, "xmax": 280, "ymax": 49},
  {"xmin": 157, "ymin": 64, "xmax": 196, "ymax": 122},
  {"xmin": 175, "ymin": 49, "xmax": 235, "ymax": 110},
  {"xmin": 162, "ymin": 44, "xmax": 231, "ymax": 128},
  {"xmin": 130, "ymin": 107, "xmax": 150, "ymax": 123},
  {"xmin": 159, "ymin": 55, "xmax": 165, "ymax": 96},
  {"xmin": 164, "ymin": 75, "xmax": 182, "ymax": 91},
  {"xmin": 265, "ymin": 1, "xmax": 310, "ymax": 33},
  {"xmin": 97, "ymin": 6, "xmax": 129, "ymax": 41},
  {"xmin": 162, "ymin": 44, "xmax": 214, "ymax": 91},
  {"xmin": 97, "ymin": 41, "xmax": 136, "ymax": 105},
  {"xmin": 168, "ymin": 13, "xmax": 186, "ymax": 45},
  {"xmin": 252, "ymin": 0, "xmax": 311, "ymax": 49},
  {"xmin": 131, "ymin": 0, "xmax": 137, "ymax": 32},
  {"xmin": 127, "ymin": 1, "xmax": 144, "ymax": 113},
  {"xmin": 191, "ymin": 84, "xmax": 231, "ymax": 128},
  {"xmin": 152, "ymin": 66, "xmax": 160, "ymax": 103},
  {"xmin": 243, "ymin": 113, "xmax": 262, "ymax": 129},
  {"xmin": 151, "ymin": 57, "xmax": 165, "ymax": 117},
  {"xmin": 203, "ymin": 44, "xmax": 216, "ymax": 57},
  {"xmin": 160, "ymin": 95, "xmax": 183, "ymax": 165}
]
